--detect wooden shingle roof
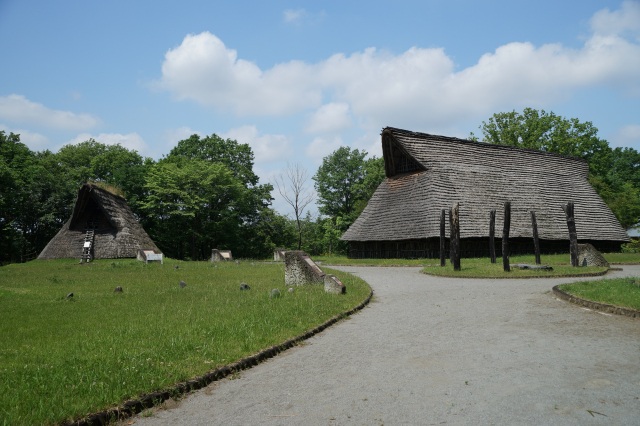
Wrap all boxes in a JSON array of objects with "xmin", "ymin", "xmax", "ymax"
[
  {"xmin": 38, "ymin": 183, "xmax": 160, "ymax": 259},
  {"xmin": 342, "ymin": 127, "xmax": 629, "ymax": 243}
]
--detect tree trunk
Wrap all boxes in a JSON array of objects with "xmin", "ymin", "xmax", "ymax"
[
  {"xmin": 439, "ymin": 209, "xmax": 446, "ymax": 267},
  {"xmin": 296, "ymin": 217, "xmax": 302, "ymax": 250},
  {"xmin": 565, "ymin": 202, "xmax": 579, "ymax": 267},
  {"xmin": 502, "ymin": 202, "xmax": 511, "ymax": 272},
  {"xmin": 451, "ymin": 203, "xmax": 461, "ymax": 271},
  {"xmin": 530, "ymin": 210, "xmax": 541, "ymax": 265},
  {"xmin": 489, "ymin": 209, "xmax": 496, "ymax": 264}
]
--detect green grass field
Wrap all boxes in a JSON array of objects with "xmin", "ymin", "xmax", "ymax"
[
  {"xmin": 421, "ymin": 254, "xmax": 610, "ymax": 278},
  {"xmin": 558, "ymin": 278, "xmax": 640, "ymax": 311},
  {"xmin": 0, "ymin": 259, "xmax": 371, "ymax": 425}
]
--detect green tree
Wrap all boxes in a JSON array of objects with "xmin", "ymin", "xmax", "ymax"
[
  {"xmin": 312, "ymin": 147, "xmax": 385, "ymax": 255},
  {"xmin": 352, "ymin": 157, "xmax": 385, "ymax": 218},
  {"xmin": 0, "ymin": 132, "xmax": 65, "ymax": 263},
  {"xmin": 168, "ymin": 134, "xmax": 259, "ymax": 186},
  {"xmin": 54, "ymin": 140, "xmax": 151, "ymax": 210},
  {"xmin": 140, "ymin": 159, "xmax": 245, "ymax": 260},
  {"xmin": 313, "ymin": 147, "xmax": 374, "ymax": 221},
  {"xmin": 476, "ymin": 108, "xmax": 612, "ymax": 176},
  {"xmin": 147, "ymin": 133, "xmax": 275, "ymax": 259}
]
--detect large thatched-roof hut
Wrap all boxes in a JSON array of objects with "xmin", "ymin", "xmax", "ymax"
[
  {"xmin": 342, "ymin": 127, "xmax": 629, "ymax": 258},
  {"xmin": 38, "ymin": 183, "xmax": 160, "ymax": 260}
]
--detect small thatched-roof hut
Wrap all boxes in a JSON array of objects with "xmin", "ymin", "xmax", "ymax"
[
  {"xmin": 38, "ymin": 183, "xmax": 160, "ymax": 260},
  {"xmin": 342, "ymin": 127, "xmax": 629, "ymax": 258}
]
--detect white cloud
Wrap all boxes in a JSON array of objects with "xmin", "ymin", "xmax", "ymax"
[
  {"xmin": 590, "ymin": 0, "xmax": 640, "ymax": 37},
  {"xmin": 158, "ymin": 3, "xmax": 640, "ymax": 135},
  {"xmin": 66, "ymin": 132, "xmax": 149, "ymax": 155},
  {"xmin": 0, "ymin": 124, "xmax": 50, "ymax": 151},
  {"xmin": 283, "ymin": 8, "xmax": 306, "ymax": 24},
  {"xmin": 158, "ymin": 32, "xmax": 320, "ymax": 115},
  {"xmin": 221, "ymin": 125, "xmax": 291, "ymax": 164},
  {"xmin": 0, "ymin": 94, "xmax": 99, "ymax": 130},
  {"xmin": 305, "ymin": 136, "xmax": 344, "ymax": 163},
  {"xmin": 305, "ymin": 102, "xmax": 352, "ymax": 134}
]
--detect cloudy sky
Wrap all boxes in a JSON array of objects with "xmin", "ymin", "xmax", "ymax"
[{"xmin": 1, "ymin": 0, "xmax": 639, "ymax": 214}]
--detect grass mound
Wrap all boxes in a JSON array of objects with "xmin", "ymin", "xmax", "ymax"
[
  {"xmin": 421, "ymin": 254, "xmax": 608, "ymax": 278},
  {"xmin": 558, "ymin": 278, "xmax": 640, "ymax": 311},
  {"xmin": 0, "ymin": 259, "xmax": 371, "ymax": 425}
]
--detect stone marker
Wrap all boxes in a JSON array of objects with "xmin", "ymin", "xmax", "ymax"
[
  {"xmin": 240, "ymin": 283, "xmax": 251, "ymax": 291},
  {"xmin": 273, "ymin": 248, "xmax": 286, "ymax": 262},
  {"xmin": 324, "ymin": 274, "xmax": 346, "ymax": 294},
  {"xmin": 211, "ymin": 249, "xmax": 233, "ymax": 262},
  {"xmin": 577, "ymin": 243, "xmax": 609, "ymax": 267},
  {"xmin": 114, "ymin": 286, "xmax": 123, "ymax": 293},
  {"xmin": 179, "ymin": 280, "xmax": 187, "ymax": 288},
  {"xmin": 270, "ymin": 288, "xmax": 281, "ymax": 298},
  {"xmin": 284, "ymin": 251, "xmax": 325, "ymax": 287}
]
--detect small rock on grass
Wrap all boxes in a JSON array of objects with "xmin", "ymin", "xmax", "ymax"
[{"xmin": 270, "ymin": 289, "xmax": 281, "ymax": 298}]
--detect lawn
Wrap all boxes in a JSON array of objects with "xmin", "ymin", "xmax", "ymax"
[
  {"xmin": 317, "ymin": 252, "xmax": 640, "ymax": 269},
  {"xmin": 421, "ymin": 254, "xmax": 609, "ymax": 278},
  {"xmin": 0, "ymin": 259, "xmax": 371, "ymax": 425},
  {"xmin": 558, "ymin": 278, "xmax": 640, "ymax": 311}
]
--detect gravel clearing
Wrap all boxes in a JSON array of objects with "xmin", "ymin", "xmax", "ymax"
[{"xmin": 128, "ymin": 266, "xmax": 640, "ymax": 425}]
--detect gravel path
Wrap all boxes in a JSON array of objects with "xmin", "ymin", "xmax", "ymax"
[{"xmin": 129, "ymin": 266, "xmax": 640, "ymax": 425}]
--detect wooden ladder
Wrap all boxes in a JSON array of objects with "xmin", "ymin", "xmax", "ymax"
[{"xmin": 80, "ymin": 219, "xmax": 98, "ymax": 263}]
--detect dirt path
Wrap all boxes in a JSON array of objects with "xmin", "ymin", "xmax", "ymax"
[{"xmin": 129, "ymin": 266, "xmax": 640, "ymax": 425}]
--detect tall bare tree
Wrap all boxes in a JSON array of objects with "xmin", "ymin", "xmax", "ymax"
[{"xmin": 275, "ymin": 163, "xmax": 314, "ymax": 250}]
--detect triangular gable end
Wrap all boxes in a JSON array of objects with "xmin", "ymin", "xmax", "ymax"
[
  {"xmin": 68, "ymin": 186, "xmax": 117, "ymax": 231},
  {"xmin": 38, "ymin": 183, "xmax": 160, "ymax": 260},
  {"xmin": 382, "ymin": 128, "xmax": 426, "ymax": 177}
]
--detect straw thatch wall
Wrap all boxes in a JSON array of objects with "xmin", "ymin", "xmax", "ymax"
[
  {"xmin": 342, "ymin": 127, "xmax": 629, "ymax": 259},
  {"xmin": 38, "ymin": 183, "xmax": 159, "ymax": 260}
]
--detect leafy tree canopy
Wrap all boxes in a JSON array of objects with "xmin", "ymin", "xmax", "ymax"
[
  {"xmin": 474, "ymin": 108, "xmax": 611, "ymax": 176},
  {"xmin": 168, "ymin": 134, "xmax": 259, "ymax": 187},
  {"xmin": 314, "ymin": 147, "xmax": 373, "ymax": 220}
]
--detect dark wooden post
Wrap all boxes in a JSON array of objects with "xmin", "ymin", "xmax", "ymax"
[
  {"xmin": 451, "ymin": 203, "xmax": 461, "ymax": 271},
  {"xmin": 449, "ymin": 207, "xmax": 454, "ymax": 264},
  {"xmin": 530, "ymin": 210, "xmax": 541, "ymax": 265},
  {"xmin": 565, "ymin": 202, "xmax": 579, "ymax": 267},
  {"xmin": 489, "ymin": 209, "xmax": 496, "ymax": 264},
  {"xmin": 439, "ymin": 209, "xmax": 446, "ymax": 267},
  {"xmin": 502, "ymin": 202, "xmax": 511, "ymax": 272}
]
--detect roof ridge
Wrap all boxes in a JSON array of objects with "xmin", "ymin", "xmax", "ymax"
[{"xmin": 381, "ymin": 126, "xmax": 588, "ymax": 164}]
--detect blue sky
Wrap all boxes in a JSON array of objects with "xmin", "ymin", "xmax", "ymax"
[{"xmin": 1, "ymin": 0, "xmax": 639, "ymax": 214}]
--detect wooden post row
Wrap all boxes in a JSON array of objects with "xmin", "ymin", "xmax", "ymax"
[
  {"xmin": 451, "ymin": 203, "xmax": 461, "ymax": 271},
  {"xmin": 502, "ymin": 202, "xmax": 511, "ymax": 272},
  {"xmin": 565, "ymin": 202, "xmax": 579, "ymax": 267},
  {"xmin": 489, "ymin": 209, "xmax": 496, "ymax": 264},
  {"xmin": 530, "ymin": 210, "xmax": 541, "ymax": 265},
  {"xmin": 439, "ymin": 209, "xmax": 446, "ymax": 267}
]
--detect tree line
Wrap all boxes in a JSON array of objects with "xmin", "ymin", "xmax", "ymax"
[
  {"xmin": 1, "ymin": 108, "xmax": 638, "ymax": 264},
  {"xmin": 0, "ymin": 131, "xmax": 384, "ymax": 264}
]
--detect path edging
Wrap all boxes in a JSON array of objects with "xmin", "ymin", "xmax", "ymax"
[
  {"xmin": 66, "ymin": 289, "xmax": 374, "ymax": 426},
  {"xmin": 552, "ymin": 285, "xmax": 640, "ymax": 319}
]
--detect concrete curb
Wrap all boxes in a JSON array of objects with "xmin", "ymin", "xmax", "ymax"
[
  {"xmin": 66, "ymin": 289, "xmax": 374, "ymax": 426},
  {"xmin": 552, "ymin": 285, "xmax": 640, "ymax": 319},
  {"xmin": 423, "ymin": 269, "xmax": 610, "ymax": 279}
]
